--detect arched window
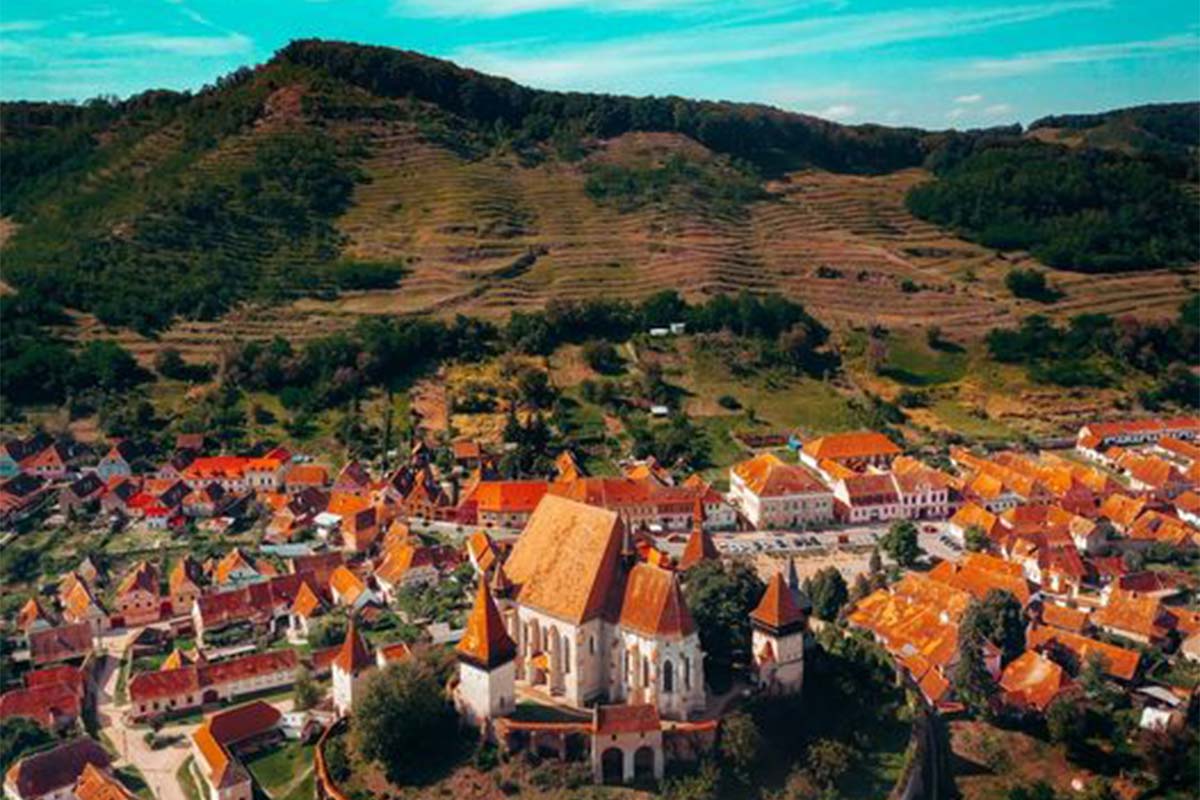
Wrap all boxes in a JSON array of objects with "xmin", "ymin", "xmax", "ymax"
[
  {"xmin": 683, "ymin": 656, "xmax": 691, "ymax": 690},
  {"xmin": 562, "ymin": 635, "xmax": 571, "ymax": 674},
  {"xmin": 589, "ymin": 635, "xmax": 595, "ymax": 655},
  {"xmin": 642, "ymin": 656, "xmax": 650, "ymax": 687},
  {"xmin": 662, "ymin": 659, "xmax": 674, "ymax": 693}
]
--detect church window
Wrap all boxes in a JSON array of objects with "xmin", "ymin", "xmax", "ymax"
[{"xmin": 663, "ymin": 660, "xmax": 674, "ymax": 693}]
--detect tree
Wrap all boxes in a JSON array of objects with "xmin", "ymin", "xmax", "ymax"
[
  {"xmin": 850, "ymin": 572, "xmax": 872, "ymax": 601},
  {"xmin": 961, "ymin": 590, "xmax": 1025, "ymax": 664},
  {"xmin": 1005, "ymin": 268, "xmax": 1059, "ymax": 303},
  {"xmin": 808, "ymin": 567, "xmax": 848, "ymax": 621},
  {"xmin": 516, "ymin": 368, "xmax": 556, "ymax": 409},
  {"xmin": 0, "ymin": 718, "xmax": 53, "ymax": 773},
  {"xmin": 352, "ymin": 658, "xmax": 459, "ymax": 785},
  {"xmin": 1078, "ymin": 652, "xmax": 1116, "ymax": 707},
  {"xmin": 926, "ymin": 325, "xmax": 943, "ymax": 349},
  {"xmin": 953, "ymin": 629, "xmax": 996, "ymax": 718},
  {"xmin": 1006, "ymin": 782, "xmax": 1058, "ymax": 800},
  {"xmin": 964, "ymin": 524, "xmax": 989, "ymax": 553},
  {"xmin": 308, "ymin": 616, "xmax": 348, "ymax": 649},
  {"xmin": 880, "ymin": 520, "xmax": 920, "ymax": 567},
  {"xmin": 718, "ymin": 711, "xmax": 760, "ymax": 782},
  {"xmin": 581, "ymin": 340, "xmax": 623, "ymax": 374},
  {"xmin": 1046, "ymin": 696, "xmax": 1088, "ymax": 754},
  {"xmin": 683, "ymin": 560, "xmax": 764, "ymax": 679},
  {"xmin": 293, "ymin": 666, "xmax": 322, "ymax": 711},
  {"xmin": 804, "ymin": 738, "xmax": 856, "ymax": 789},
  {"xmin": 662, "ymin": 760, "xmax": 720, "ymax": 800},
  {"xmin": 1137, "ymin": 726, "xmax": 1198, "ymax": 792}
]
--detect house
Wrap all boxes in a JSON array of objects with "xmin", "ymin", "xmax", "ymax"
[
  {"xmin": 331, "ymin": 619, "xmax": 376, "ymax": 717},
  {"xmin": 191, "ymin": 701, "xmax": 282, "ymax": 800},
  {"xmin": 58, "ymin": 474, "xmax": 106, "ymax": 518},
  {"xmin": 20, "ymin": 443, "xmax": 77, "ymax": 480},
  {"xmin": 3, "ymin": 737, "xmax": 110, "ymax": 800},
  {"xmin": 1077, "ymin": 417, "xmax": 1200, "ymax": 450},
  {"xmin": 1027, "ymin": 626, "xmax": 1141, "ymax": 682},
  {"xmin": 1038, "ymin": 603, "xmax": 1090, "ymax": 635},
  {"xmin": 115, "ymin": 562, "xmax": 162, "ymax": 627},
  {"xmin": 283, "ymin": 464, "xmax": 328, "ymax": 494},
  {"xmin": 374, "ymin": 544, "xmax": 439, "ymax": 599},
  {"xmin": 833, "ymin": 473, "xmax": 901, "ymax": 523},
  {"xmin": 213, "ymin": 549, "xmax": 262, "ymax": 586},
  {"xmin": 16, "ymin": 597, "xmax": 57, "ymax": 634},
  {"xmin": 1126, "ymin": 511, "xmax": 1196, "ymax": 548},
  {"xmin": 71, "ymin": 765, "xmax": 137, "ymax": 800},
  {"xmin": 466, "ymin": 480, "xmax": 550, "ymax": 529},
  {"xmin": 192, "ymin": 574, "xmax": 306, "ymax": 646},
  {"xmin": 680, "ymin": 475, "xmax": 738, "ymax": 530},
  {"xmin": 998, "ymin": 651, "xmax": 1071, "ymax": 713},
  {"xmin": 169, "ymin": 556, "xmax": 205, "ymax": 616},
  {"xmin": 1091, "ymin": 592, "xmax": 1175, "ymax": 646},
  {"xmin": 287, "ymin": 583, "xmax": 326, "ymax": 643},
  {"xmin": 800, "ymin": 431, "xmax": 902, "ymax": 472},
  {"xmin": 97, "ymin": 441, "xmax": 138, "ymax": 481},
  {"xmin": 333, "ymin": 461, "xmax": 372, "ymax": 497},
  {"xmin": 0, "ymin": 475, "xmax": 50, "ymax": 526},
  {"xmin": 728, "ymin": 454, "xmax": 833, "ymax": 530},
  {"xmin": 0, "ymin": 680, "xmax": 82, "ymax": 732},
  {"xmin": 947, "ymin": 503, "xmax": 1002, "ymax": 546},
  {"xmin": 328, "ymin": 566, "xmax": 378, "ymax": 610},
  {"xmin": 59, "ymin": 581, "xmax": 109, "ymax": 635},
  {"xmin": 590, "ymin": 704, "xmax": 664, "ymax": 785},
  {"xmin": 1098, "ymin": 493, "xmax": 1148, "ymax": 533},
  {"xmin": 927, "ymin": 553, "xmax": 1034, "ymax": 606},
  {"xmin": 547, "ymin": 476, "xmax": 702, "ymax": 534},
  {"xmin": 129, "ymin": 650, "xmax": 298, "ymax": 720},
  {"xmin": 1174, "ymin": 490, "xmax": 1200, "ymax": 528},
  {"xmin": 451, "ymin": 440, "xmax": 485, "ymax": 470}
]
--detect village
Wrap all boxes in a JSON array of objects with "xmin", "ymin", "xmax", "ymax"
[{"xmin": 1, "ymin": 413, "xmax": 1199, "ymax": 800}]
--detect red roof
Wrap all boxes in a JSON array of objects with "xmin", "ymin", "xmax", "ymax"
[
  {"xmin": 594, "ymin": 704, "xmax": 660, "ymax": 735},
  {"xmin": 5, "ymin": 738, "xmax": 110, "ymax": 799},
  {"xmin": 456, "ymin": 580, "xmax": 517, "ymax": 669},
  {"xmin": 678, "ymin": 514, "xmax": 719, "ymax": 570},
  {"xmin": 751, "ymin": 571, "xmax": 805, "ymax": 631},
  {"xmin": 333, "ymin": 618, "xmax": 375, "ymax": 675},
  {"xmin": 0, "ymin": 682, "xmax": 82, "ymax": 728},
  {"xmin": 618, "ymin": 564, "xmax": 695, "ymax": 638},
  {"xmin": 28, "ymin": 623, "xmax": 93, "ymax": 665}
]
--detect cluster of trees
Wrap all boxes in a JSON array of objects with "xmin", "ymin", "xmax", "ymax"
[
  {"xmin": 953, "ymin": 589, "xmax": 1026, "ymax": 716},
  {"xmin": 584, "ymin": 153, "xmax": 766, "ymax": 215},
  {"xmin": 276, "ymin": 39, "xmax": 933, "ymax": 176},
  {"xmin": 985, "ymin": 298, "xmax": 1199, "ymax": 404},
  {"xmin": 1005, "ymin": 268, "xmax": 1062, "ymax": 303},
  {"xmin": 906, "ymin": 142, "xmax": 1198, "ymax": 272}
]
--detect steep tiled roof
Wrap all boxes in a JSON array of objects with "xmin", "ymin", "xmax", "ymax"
[
  {"xmin": 678, "ymin": 509, "xmax": 719, "ymax": 570},
  {"xmin": 1027, "ymin": 626, "xmax": 1140, "ymax": 681},
  {"xmin": 29, "ymin": 623, "xmax": 93, "ymax": 665},
  {"xmin": 329, "ymin": 565, "xmax": 367, "ymax": 605},
  {"xmin": 802, "ymin": 431, "xmax": 901, "ymax": 461},
  {"xmin": 214, "ymin": 548, "xmax": 259, "ymax": 584},
  {"xmin": 617, "ymin": 564, "xmax": 695, "ymax": 638},
  {"xmin": 950, "ymin": 503, "xmax": 1001, "ymax": 538},
  {"xmin": 116, "ymin": 561, "xmax": 159, "ymax": 597},
  {"xmin": 17, "ymin": 597, "xmax": 55, "ymax": 631},
  {"xmin": 169, "ymin": 556, "xmax": 202, "ymax": 596},
  {"xmin": 129, "ymin": 666, "xmax": 202, "ymax": 702},
  {"xmin": 5, "ymin": 738, "xmax": 109, "ymax": 799},
  {"xmin": 1092, "ymin": 592, "xmax": 1173, "ymax": 641},
  {"xmin": 502, "ymin": 495, "xmax": 622, "ymax": 624},
  {"xmin": 841, "ymin": 473, "xmax": 900, "ymax": 503},
  {"xmin": 999, "ymin": 651, "xmax": 1070, "ymax": 712},
  {"xmin": 1040, "ymin": 603, "xmax": 1089, "ymax": 633},
  {"xmin": 930, "ymin": 553, "xmax": 1033, "ymax": 605},
  {"xmin": 1098, "ymin": 493, "xmax": 1147, "ymax": 529},
  {"xmin": 0, "ymin": 682, "xmax": 82, "ymax": 728},
  {"xmin": 731, "ymin": 453, "xmax": 827, "ymax": 497},
  {"xmin": 73, "ymin": 763, "xmax": 138, "ymax": 800},
  {"xmin": 193, "ymin": 701, "xmax": 280, "ymax": 789},
  {"xmin": 752, "ymin": 571, "xmax": 805, "ymax": 632},
  {"xmin": 284, "ymin": 465, "xmax": 329, "ymax": 488},
  {"xmin": 291, "ymin": 582, "xmax": 324, "ymax": 618},
  {"xmin": 199, "ymin": 650, "xmax": 299, "ymax": 688},
  {"xmin": 333, "ymin": 618, "xmax": 374, "ymax": 675},
  {"xmin": 456, "ymin": 580, "xmax": 516, "ymax": 669}
]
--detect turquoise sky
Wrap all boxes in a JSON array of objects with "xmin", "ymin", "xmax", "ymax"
[{"xmin": 1, "ymin": 0, "xmax": 1197, "ymax": 128}]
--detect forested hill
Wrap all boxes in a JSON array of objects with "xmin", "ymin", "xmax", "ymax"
[{"xmin": 0, "ymin": 39, "xmax": 1196, "ymax": 336}]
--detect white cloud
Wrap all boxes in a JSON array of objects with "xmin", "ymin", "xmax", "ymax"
[
  {"xmin": 954, "ymin": 93, "xmax": 982, "ymax": 104},
  {"xmin": 950, "ymin": 33, "xmax": 1198, "ymax": 78},
  {"xmin": 982, "ymin": 103, "xmax": 1013, "ymax": 116},
  {"xmin": 0, "ymin": 20, "xmax": 45, "ymax": 33},
  {"xmin": 454, "ymin": 0, "xmax": 1107, "ymax": 89},
  {"xmin": 817, "ymin": 103, "xmax": 856, "ymax": 119},
  {"xmin": 761, "ymin": 81, "xmax": 867, "ymax": 108}
]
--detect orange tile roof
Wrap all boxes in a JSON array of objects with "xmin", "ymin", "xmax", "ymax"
[
  {"xmin": 194, "ymin": 700, "xmax": 281, "ymax": 788},
  {"xmin": 503, "ymin": 495, "xmax": 622, "ymax": 624},
  {"xmin": 594, "ymin": 704, "xmax": 660, "ymax": 735},
  {"xmin": 1091, "ymin": 592, "xmax": 1172, "ymax": 641},
  {"xmin": 1175, "ymin": 490, "xmax": 1200, "ymax": 515},
  {"xmin": 116, "ymin": 561, "xmax": 159, "ymax": 598},
  {"xmin": 327, "ymin": 491, "xmax": 371, "ymax": 518},
  {"xmin": 169, "ymin": 556, "xmax": 202, "ymax": 596},
  {"xmin": 214, "ymin": 548, "xmax": 258, "ymax": 584},
  {"xmin": 284, "ymin": 464, "xmax": 329, "ymax": 487},
  {"xmin": 929, "ymin": 553, "xmax": 1033, "ymax": 605},
  {"xmin": 678, "ymin": 513, "xmax": 719, "ymax": 570},
  {"xmin": 731, "ymin": 453, "xmax": 827, "ymax": 497},
  {"xmin": 950, "ymin": 503, "xmax": 1001, "ymax": 538},
  {"xmin": 160, "ymin": 649, "xmax": 194, "ymax": 671},
  {"xmin": 333, "ymin": 618, "xmax": 374, "ymax": 675},
  {"xmin": 802, "ymin": 431, "xmax": 901, "ymax": 461},
  {"xmin": 17, "ymin": 597, "xmax": 54, "ymax": 631},
  {"xmin": 73, "ymin": 763, "xmax": 137, "ymax": 800},
  {"xmin": 466, "ymin": 530, "xmax": 498, "ymax": 573},
  {"xmin": 471, "ymin": 480, "xmax": 551, "ymax": 513},
  {"xmin": 1027, "ymin": 626, "xmax": 1139, "ymax": 681},
  {"xmin": 751, "ymin": 571, "xmax": 805, "ymax": 632},
  {"xmin": 1040, "ymin": 603, "xmax": 1089, "ymax": 633},
  {"xmin": 617, "ymin": 564, "xmax": 695, "ymax": 638},
  {"xmin": 457, "ymin": 580, "xmax": 516, "ymax": 669},
  {"xmin": 1098, "ymin": 493, "xmax": 1147, "ymax": 528},
  {"xmin": 291, "ymin": 582, "xmax": 324, "ymax": 618},
  {"xmin": 375, "ymin": 543, "xmax": 434, "ymax": 586},
  {"xmin": 329, "ymin": 565, "xmax": 367, "ymax": 605},
  {"xmin": 0, "ymin": 681, "xmax": 82, "ymax": 728},
  {"xmin": 377, "ymin": 641, "xmax": 413, "ymax": 665},
  {"xmin": 1127, "ymin": 511, "xmax": 1195, "ymax": 547},
  {"xmin": 999, "ymin": 650, "xmax": 1070, "ymax": 712}
]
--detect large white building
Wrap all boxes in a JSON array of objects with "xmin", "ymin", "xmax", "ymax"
[
  {"xmin": 729, "ymin": 453, "xmax": 834, "ymax": 530},
  {"xmin": 458, "ymin": 495, "xmax": 707, "ymax": 723}
]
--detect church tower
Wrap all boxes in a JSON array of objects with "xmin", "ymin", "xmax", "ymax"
[
  {"xmin": 678, "ymin": 499, "xmax": 719, "ymax": 570},
  {"xmin": 332, "ymin": 617, "xmax": 375, "ymax": 716},
  {"xmin": 750, "ymin": 570, "xmax": 806, "ymax": 694},
  {"xmin": 456, "ymin": 578, "xmax": 517, "ymax": 728}
]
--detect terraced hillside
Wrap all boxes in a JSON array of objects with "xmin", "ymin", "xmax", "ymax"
[{"xmin": 2, "ymin": 41, "xmax": 1196, "ymax": 364}]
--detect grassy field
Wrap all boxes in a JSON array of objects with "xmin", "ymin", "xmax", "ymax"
[
  {"xmin": 245, "ymin": 742, "xmax": 315, "ymax": 799},
  {"xmin": 177, "ymin": 758, "xmax": 204, "ymax": 800}
]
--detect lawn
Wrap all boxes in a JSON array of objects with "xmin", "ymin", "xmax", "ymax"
[
  {"xmin": 929, "ymin": 398, "xmax": 1018, "ymax": 443},
  {"xmin": 878, "ymin": 334, "xmax": 968, "ymax": 386},
  {"xmin": 176, "ymin": 758, "xmax": 204, "ymax": 800},
  {"xmin": 245, "ymin": 742, "xmax": 315, "ymax": 797}
]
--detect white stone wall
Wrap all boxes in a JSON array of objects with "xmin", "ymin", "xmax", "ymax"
[{"xmin": 458, "ymin": 660, "xmax": 515, "ymax": 727}]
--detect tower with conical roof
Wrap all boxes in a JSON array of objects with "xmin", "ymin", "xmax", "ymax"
[
  {"xmin": 456, "ymin": 578, "xmax": 517, "ymax": 728},
  {"xmin": 750, "ymin": 570, "xmax": 806, "ymax": 694},
  {"xmin": 678, "ymin": 499, "xmax": 719, "ymax": 570},
  {"xmin": 332, "ymin": 616, "xmax": 375, "ymax": 716}
]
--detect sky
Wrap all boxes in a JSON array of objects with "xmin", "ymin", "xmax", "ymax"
[{"xmin": 1, "ymin": 0, "xmax": 1197, "ymax": 129}]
